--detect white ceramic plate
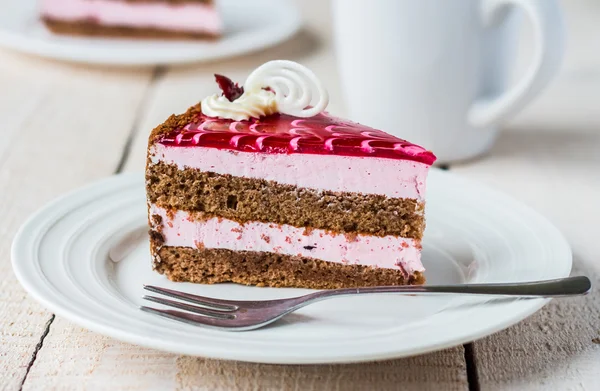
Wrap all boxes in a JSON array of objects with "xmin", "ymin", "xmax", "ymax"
[
  {"xmin": 0, "ymin": 0, "xmax": 301, "ymax": 66},
  {"xmin": 12, "ymin": 170, "xmax": 571, "ymax": 364}
]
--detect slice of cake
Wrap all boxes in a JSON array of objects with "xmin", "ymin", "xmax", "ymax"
[
  {"xmin": 41, "ymin": 0, "xmax": 222, "ymax": 39},
  {"xmin": 146, "ymin": 60, "xmax": 436, "ymax": 289}
]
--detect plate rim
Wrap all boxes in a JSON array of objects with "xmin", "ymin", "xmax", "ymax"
[
  {"xmin": 11, "ymin": 170, "xmax": 572, "ymax": 364},
  {"xmin": 0, "ymin": 0, "xmax": 302, "ymax": 66}
]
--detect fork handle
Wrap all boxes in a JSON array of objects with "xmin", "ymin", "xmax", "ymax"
[{"xmin": 308, "ymin": 276, "xmax": 591, "ymax": 300}]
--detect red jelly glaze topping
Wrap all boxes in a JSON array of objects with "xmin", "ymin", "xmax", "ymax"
[{"xmin": 158, "ymin": 112, "xmax": 437, "ymax": 165}]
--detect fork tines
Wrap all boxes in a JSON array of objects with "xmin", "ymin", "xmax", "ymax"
[{"xmin": 140, "ymin": 285, "xmax": 239, "ymax": 328}]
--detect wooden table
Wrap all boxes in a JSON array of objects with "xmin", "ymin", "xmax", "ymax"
[{"xmin": 1, "ymin": 1, "xmax": 599, "ymax": 389}]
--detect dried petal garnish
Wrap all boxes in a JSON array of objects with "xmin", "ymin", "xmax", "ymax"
[{"xmin": 214, "ymin": 74, "xmax": 244, "ymax": 102}]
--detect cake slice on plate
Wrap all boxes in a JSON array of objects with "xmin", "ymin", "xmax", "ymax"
[
  {"xmin": 41, "ymin": 0, "xmax": 222, "ymax": 39},
  {"xmin": 146, "ymin": 60, "xmax": 436, "ymax": 289}
]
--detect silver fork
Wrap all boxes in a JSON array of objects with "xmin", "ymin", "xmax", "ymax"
[{"xmin": 140, "ymin": 276, "xmax": 591, "ymax": 331}]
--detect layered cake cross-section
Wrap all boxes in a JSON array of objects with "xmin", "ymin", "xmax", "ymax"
[
  {"xmin": 41, "ymin": 0, "xmax": 222, "ymax": 39},
  {"xmin": 146, "ymin": 60, "xmax": 436, "ymax": 289}
]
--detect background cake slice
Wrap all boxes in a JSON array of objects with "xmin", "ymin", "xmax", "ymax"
[
  {"xmin": 41, "ymin": 0, "xmax": 222, "ymax": 39},
  {"xmin": 146, "ymin": 60, "xmax": 436, "ymax": 289}
]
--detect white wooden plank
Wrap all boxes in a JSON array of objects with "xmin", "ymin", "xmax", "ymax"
[
  {"xmin": 24, "ymin": 318, "xmax": 467, "ymax": 391},
  {"xmin": 23, "ymin": 318, "xmax": 178, "ymax": 391},
  {"xmin": 451, "ymin": 65, "xmax": 600, "ymax": 389},
  {"xmin": 174, "ymin": 348, "xmax": 467, "ymax": 391},
  {"xmin": 0, "ymin": 48, "xmax": 154, "ymax": 389}
]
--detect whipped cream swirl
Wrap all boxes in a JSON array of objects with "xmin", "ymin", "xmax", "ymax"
[
  {"xmin": 201, "ymin": 89, "xmax": 277, "ymax": 121},
  {"xmin": 201, "ymin": 60, "xmax": 329, "ymax": 121}
]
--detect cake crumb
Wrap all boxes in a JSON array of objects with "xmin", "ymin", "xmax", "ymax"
[
  {"xmin": 166, "ymin": 208, "xmax": 176, "ymax": 220},
  {"xmin": 194, "ymin": 241, "xmax": 205, "ymax": 250},
  {"xmin": 230, "ymin": 227, "xmax": 243, "ymax": 240},
  {"xmin": 151, "ymin": 214, "xmax": 162, "ymax": 226},
  {"xmin": 344, "ymin": 232, "xmax": 359, "ymax": 242},
  {"xmin": 149, "ymin": 230, "xmax": 164, "ymax": 245},
  {"xmin": 260, "ymin": 234, "xmax": 271, "ymax": 243}
]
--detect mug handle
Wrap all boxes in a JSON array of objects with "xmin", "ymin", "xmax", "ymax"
[{"xmin": 468, "ymin": 0, "xmax": 565, "ymax": 128}]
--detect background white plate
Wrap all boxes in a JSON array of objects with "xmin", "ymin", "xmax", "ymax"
[
  {"xmin": 0, "ymin": 0, "xmax": 301, "ymax": 66},
  {"xmin": 12, "ymin": 169, "xmax": 572, "ymax": 364}
]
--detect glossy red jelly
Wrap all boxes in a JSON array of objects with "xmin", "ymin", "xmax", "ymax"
[{"xmin": 158, "ymin": 112, "xmax": 437, "ymax": 165}]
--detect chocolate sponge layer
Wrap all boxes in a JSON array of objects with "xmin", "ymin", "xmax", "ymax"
[
  {"xmin": 153, "ymin": 245, "xmax": 425, "ymax": 289},
  {"xmin": 146, "ymin": 161, "xmax": 425, "ymax": 239}
]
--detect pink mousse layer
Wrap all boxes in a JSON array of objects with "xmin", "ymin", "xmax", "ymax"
[
  {"xmin": 150, "ymin": 205, "xmax": 424, "ymax": 274},
  {"xmin": 41, "ymin": 0, "xmax": 222, "ymax": 34},
  {"xmin": 149, "ymin": 145, "xmax": 430, "ymax": 200}
]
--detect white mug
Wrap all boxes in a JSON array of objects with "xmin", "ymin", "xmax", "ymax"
[{"xmin": 332, "ymin": 0, "xmax": 565, "ymax": 163}]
